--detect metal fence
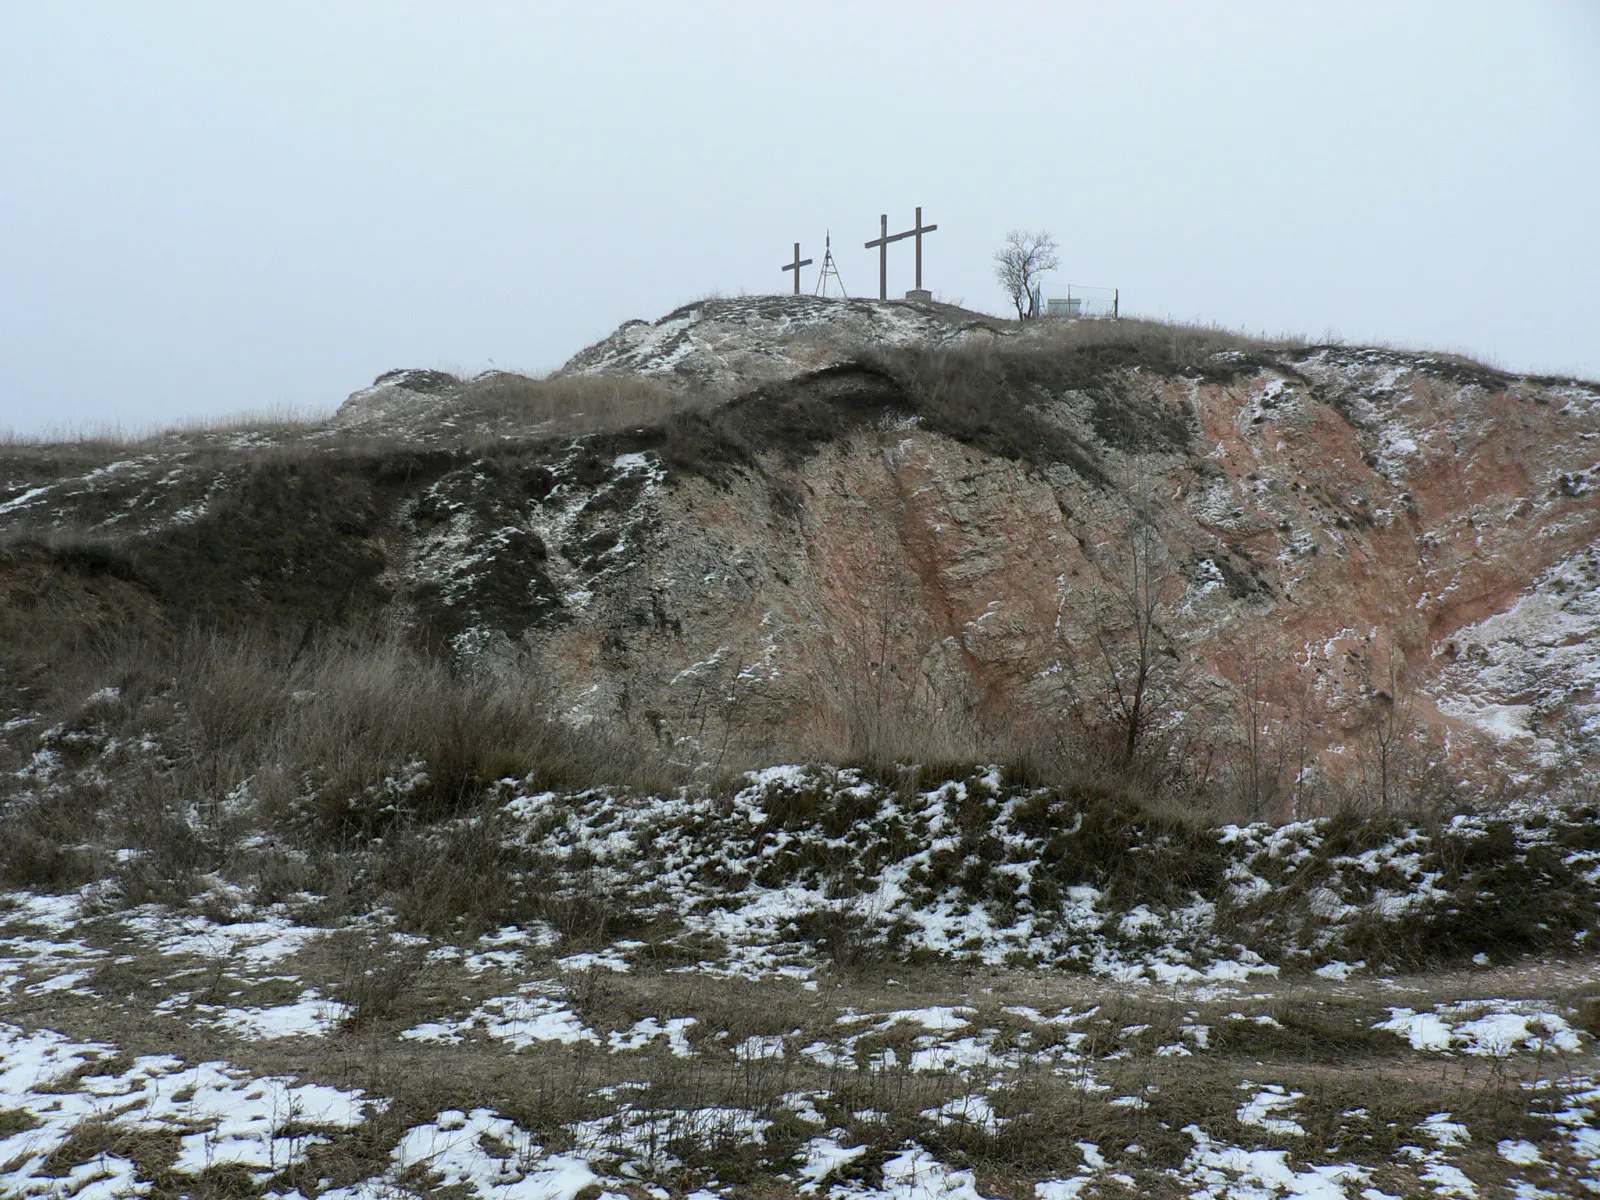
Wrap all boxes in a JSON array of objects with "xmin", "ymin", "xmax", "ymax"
[{"xmin": 1043, "ymin": 284, "xmax": 1119, "ymax": 319}]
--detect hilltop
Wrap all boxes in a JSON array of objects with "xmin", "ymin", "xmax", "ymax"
[{"xmin": 552, "ymin": 294, "xmax": 1010, "ymax": 394}]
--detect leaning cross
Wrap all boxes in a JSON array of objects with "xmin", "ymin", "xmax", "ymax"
[{"xmin": 781, "ymin": 242, "xmax": 813, "ymax": 295}]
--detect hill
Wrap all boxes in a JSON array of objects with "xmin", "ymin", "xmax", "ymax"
[
  {"xmin": 6, "ymin": 296, "xmax": 1599, "ymax": 797},
  {"xmin": 2, "ymin": 297, "xmax": 1600, "ymax": 1197}
]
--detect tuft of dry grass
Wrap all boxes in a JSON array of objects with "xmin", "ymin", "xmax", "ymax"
[{"xmin": 329, "ymin": 932, "xmax": 437, "ymax": 1031}]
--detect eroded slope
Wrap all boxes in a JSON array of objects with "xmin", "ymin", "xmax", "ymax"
[{"xmin": 4, "ymin": 304, "xmax": 1600, "ymax": 789}]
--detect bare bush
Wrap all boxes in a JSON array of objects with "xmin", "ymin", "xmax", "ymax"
[
  {"xmin": 330, "ymin": 933, "xmax": 434, "ymax": 1029},
  {"xmin": 1348, "ymin": 649, "xmax": 1453, "ymax": 813},
  {"xmin": 369, "ymin": 807, "xmax": 557, "ymax": 938},
  {"xmin": 1090, "ymin": 512, "xmax": 1176, "ymax": 767},
  {"xmin": 1218, "ymin": 640, "xmax": 1318, "ymax": 819},
  {"xmin": 1359, "ymin": 650, "xmax": 1415, "ymax": 811}
]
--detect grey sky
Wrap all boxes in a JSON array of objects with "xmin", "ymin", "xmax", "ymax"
[{"xmin": 2, "ymin": 2, "xmax": 1597, "ymax": 437}]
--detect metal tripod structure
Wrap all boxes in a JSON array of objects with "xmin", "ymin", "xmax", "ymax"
[{"xmin": 813, "ymin": 231, "xmax": 847, "ymax": 298}]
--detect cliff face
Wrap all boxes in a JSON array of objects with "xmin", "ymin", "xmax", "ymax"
[
  {"xmin": 5, "ymin": 296, "xmax": 1599, "ymax": 792},
  {"xmin": 516, "ymin": 339, "xmax": 1600, "ymax": 782}
]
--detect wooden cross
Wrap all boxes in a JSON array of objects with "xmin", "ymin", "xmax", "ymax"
[
  {"xmin": 898, "ymin": 206, "xmax": 938, "ymax": 292},
  {"xmin": 781, "ymin": 242, "xmax": 813, "ymax": 295},
  {"xmin": 864, "ymin": 214, "xmax": 904, "ymax": 301},
  {"xmin": 864, "ymin": 207, "xmax": 938, "ymax": 299}
]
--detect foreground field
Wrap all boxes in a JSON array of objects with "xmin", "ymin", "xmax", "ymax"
[
  {"xmin": 1, "ymin": 888, "xmax": 1597, "ymax": 1199},
  {"xmin": 2, "ymin": 764, "xmax": 1599, "ymax": 1198}
]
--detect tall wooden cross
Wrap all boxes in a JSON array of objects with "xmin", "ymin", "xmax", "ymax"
[
  {"xmin": 781, "ymin": 242, "xmax": 813, "ymax": 295},
  {"xmin": 864, "ymin": 207, "xmax": 938, "ymax": 299},
  {"xmin": 864, "ymin": 214, "xmax": 904, "ymax": 301},
  {"xmin": 897, "ymin": 206, "xmax": 938, "ymax": 292}
]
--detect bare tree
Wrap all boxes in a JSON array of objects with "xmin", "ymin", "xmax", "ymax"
[
  {"xmin": 1358, "ymin": 649, "xmax": 1417, "ymax": 810},
  {"xmin": 1282, "ymin": 667, "xmax": 1319, "ymax": 818},
  {"xmin": 1225, "ymin": 640, "xmax": 1319, "ymax": 819},
  {"xmin": 993, "ymin": 230, "xmax": 1059, "ymax": 320},
  {"xmin": 1048, "ymin": 470, "xmax": 1192, "ymax": 775},
  {"xmin": 1091, "ymin": 513, "xmax": 1174, "ymax": 766},
  {"xmin": 1230, "ymin": 641, "xmax": 1285, "ymax": 818}
]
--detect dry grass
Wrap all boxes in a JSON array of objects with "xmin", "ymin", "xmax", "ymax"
[
  {"xmin": 0, "ymin": 371, "xmax": 702, "ymax": 467},
  {"xmin": 327, "ymin": 932, "xmax": 438, "ymax": 1031},
  {"xmin": 0, "ymin": 626, "xmax": 683, "ymax": 932},
  {"xmin": 857, "ymin": 318, "xmax": 1296, "ymax": 471},
  {"xmin": 451, "ymin": 372, "xmax": 714, "ymax": 439},
  {"xmin": 1028, "ymin": 312, "xmax": 1307, "ymax": 359}
]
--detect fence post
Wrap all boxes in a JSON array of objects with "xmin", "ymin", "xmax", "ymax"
[{"xmin": 1114, "ymin": 288, "xmax": 1119, "ymax": 320}]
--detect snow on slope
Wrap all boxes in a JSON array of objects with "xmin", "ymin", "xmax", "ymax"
[
  {"xmin": 1434, "ymin": 541, "xmax": 1600, "ymax": 758},
  {"xmin": 2, "ymin": 788, "xmax": 1600, "ymax": 1199}
]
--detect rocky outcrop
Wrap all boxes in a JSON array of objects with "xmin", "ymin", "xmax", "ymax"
[
  {"xmin": 555, "ymin": 294, "xmax": 1009, "ymax": 394},
  {"xmin": 6, "ymin": 299, "xmax": 1600, "ymax": 793},
  {"xmin": 331, "ymin": 368, "xmax": 465, "ymax": 430}
]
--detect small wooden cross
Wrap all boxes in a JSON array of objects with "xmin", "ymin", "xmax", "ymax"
[{"xmin": 782, "ymin": 242, "xmax": 813, "ymax": 295}]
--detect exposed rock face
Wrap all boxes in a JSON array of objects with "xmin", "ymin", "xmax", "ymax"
[
  {"xmin": 6, "ymin": 298, "xmax": 1600, "ymax": 794},
  {"xmin": 492, "ymin": 348, "xmax": 1600, "ymax": 782}
]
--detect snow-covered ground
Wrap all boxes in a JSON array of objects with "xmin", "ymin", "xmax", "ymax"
[
  {"xmin": 4, "ymin": 921, "xmax": 1599, "ymax": 1200},
  {"xmin": 3, "ymin": 761, "xmax": 1600, "ymax": 1199},
  {"xmin": 478, "ymin": 765, "xmax": 1600, "ymax": 983},
  {"xmin": 0, "ymin": 1019, "xmax": 378, "ymax": 1198}
]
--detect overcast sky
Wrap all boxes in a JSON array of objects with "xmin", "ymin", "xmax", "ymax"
[{"xmin": 2, "ymin": 2, "xmax": 1597, "ymax": 436}]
